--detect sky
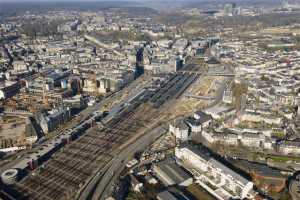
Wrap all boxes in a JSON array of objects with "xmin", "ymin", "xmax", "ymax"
[
  {"xmin": 0, "ymin": 0, "xmax": 211, "ymax": 2},
  {"xmin": 0, "ymin": 0, "xmax": 168, "ymax": 1},
  {"xmin": 0, "ymin": 0, "xmax": 145, "ymax": 1}
]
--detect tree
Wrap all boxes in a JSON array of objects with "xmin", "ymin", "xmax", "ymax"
[{"xmin": 231, "ymin": 81, "xmax": 248, "ymax": 111}]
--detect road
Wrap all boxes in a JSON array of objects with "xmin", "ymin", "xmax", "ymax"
[
  {"xmin": 208, "ymin": 58, "xmax": 235, "ymax": 108},
  {"xmin": 91, "ymin": 126, "xmax": 168, "ymax": 200},
  {"xmin": 290, "ymin": 180, "xmax": 300, "ymax": 200}
]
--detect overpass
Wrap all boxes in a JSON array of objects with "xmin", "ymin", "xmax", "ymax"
[
  {"xmin": 185, "ymin": 93, "xmax": 215, "ymax": 101},
  {"xmin": 206, "ymin": 72, "xmax": 235, "ymax": 76},
  {"xmin": 178, "ymin": 70, "xmax": 235, "ymax": 77}
]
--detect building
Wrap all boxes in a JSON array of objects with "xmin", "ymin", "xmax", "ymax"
[
  {"xmin": 0, "ymin": 81, "xmax": 21, "ymax": 100},
  {"xmin": 193, "ymin": 111, "xmax": 212, "ymax": 128},
  {"xmin": 157, "ymin": 191, "xmax": 178, "ymax": 200},
  {"xmin": 153, "ymin": 160, "xmax": 193, "ymax": 187},
  {"xmin": 130, "ymin": 174, "xmax": 143, "ymax": 193},
  {"xmin": 36, "ymin": 107, "xmax": 71, "ymax": 134},
  {"xmin": 184, "ymin": 117, "xmax": 202, "ymax": 133},
  {"xmin": 224, "ymin": 3, "xmax": 239, "ymax": 16},
  {"xmin": 278, "ymin": 141, "xmax": 300, "ymax": 155},
  {"xmin": 58, "ymin": 20, "xmax": 79, "ymax": 32},
  {"xmin": 169, "ymin": 119, "xmax": 190, "ymax": 142},
  {"xmin": 63, "ymin": 95, "xmax": 86, "ymax": 113},
  {"xmin": 12, "ymin": 60, "xmax": 27, "ymax": 72},
  {"xmin": 26, "ymin": 77, "xmax": 54, "ymax": 93},
  {"xmin": 239, "ymin": 133, "xmax": 265, "ymax": 148},
  {"xmin": 223, "ymin": 86, "xmax": 233, "ymax": 104},
  {"xmin": 82, "ymin": 69, "xmax": 135, "ymax": 94},
  {"xmin": 170, "ymin": 111, "xmax": 212, "ymax": 141},
  {"xmin": 175, "ymin": 146, "xmax": 254, "ymax": 200},
  {"xmin": 239, "ymin": 112, "xmax": 282, "ymax": 125},
  {"xmin": 202, "ymin": 129, "xmax": 274, "ymax": 150}
]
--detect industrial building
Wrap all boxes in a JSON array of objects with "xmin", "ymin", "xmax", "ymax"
[
  {"xmin": 153, "ymin": 159, "xmax": 193, "ymax": 187},
  {"xmin": 156, "ymin": 191, "xmax": 179, "ymax": 200},
  {"xmin": 1, "ymin": 169, "xmax": 19, "ymax": 185}
]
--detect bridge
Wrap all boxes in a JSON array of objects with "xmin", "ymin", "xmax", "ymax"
[
  {"xmin": 206, "ymin": 72, "xmax": 235, "ymax": 76},
  {"xmin": 184, "ymin": 93, "xmax": 215, "ymax": 101},
  {"xmin": 178, "ymin": 70, "xmax": 235, "ymax": 77}
]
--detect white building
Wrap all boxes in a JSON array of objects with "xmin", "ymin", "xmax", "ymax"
[
  {"xmin": 12, "ymin": 60, "xmax": 27, "ymax": 72},
  {"xmin": 202, "ymin": 129, "xmax": 274, "ymax": 150},
  {"xmin": 240, "ymin": 112, "xmax": 282, "ymax": 125},
  {"xmin": 175, "ymin": 146, "xmax": 254, "ymax": 200},
  {"xmin": 169, "ymin": 119, "xmax": 190, "ymax": 142},
  {"xmin": 278, "ymin": 141, "xmax": 300, "ymax": 155},
  {"xmin": 193, "ymin": 111, "xmax": 212, "ymax": 128},
  {"xmin": 239, "ymin": 133, "xmax": 265, "ymax": 148},
  {"xmin": 202, "ymin": 131, "xmax": 239, "ymax": 146}
]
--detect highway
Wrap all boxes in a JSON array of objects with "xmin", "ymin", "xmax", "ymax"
[{"xmin": 289, "ymin": 173, "xmax": 300, "ymax": 200}]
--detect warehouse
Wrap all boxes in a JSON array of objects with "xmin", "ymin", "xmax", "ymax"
[
  {"xmin": 153, "ymin": 159, "xmax": 193, "ymax": 187},
  {"xmin": 156, "ymin": 191, "xmax": 178, "ymax": 200}
]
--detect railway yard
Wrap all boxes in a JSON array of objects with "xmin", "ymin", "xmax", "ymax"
[
  {"xmin": 0, "ymin": 69, "xmax": 204, "ymax": 200},
  {"xmin": 13, "ymin": 105, "xmax": 154, "ymax": 200},
  {"xmin": 3, "ymin": 2, "xmax": 300, "ymax": 200},
  {"xmin": 150, "ymin": 73, "xmax": 199, "ymax": 108}
]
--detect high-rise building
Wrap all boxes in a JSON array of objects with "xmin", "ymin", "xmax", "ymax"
[
  {"xmin": 224, "ymin": 3, "xmax": 241, "ymax": 16},
  {"xmin": 224, "ymin": 3, "xmax": 236, "ymax": 16}
]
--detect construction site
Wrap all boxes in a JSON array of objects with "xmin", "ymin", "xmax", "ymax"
[
  {"xmin": 4, "ymin": 87, "xmax": 65, "ymax": 114},
  {"xmin": 0, "ymin": 115, "xmax": 37, "ymax": 150}
]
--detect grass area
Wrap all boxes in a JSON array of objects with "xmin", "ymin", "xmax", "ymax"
[
  {"xmin": 268, "ymin": 155, "xmax": 300, "ymax": 163},
  {"xmin": 187, "ymin": 57, "xmax": 206, "ymax": 66},
  {"xmin": 272, "ymin": 131, "xmax": 286, "ymax": 139},
  {"xmin": 167, "ymin": 75, "xmax": 218, "ymax": 117},
  {"xmin": 236, "ymin": 121, "xmax": 249, "ymax": 129},
  {"xmin": 172, "ymin": 99, "xmax": 207, "ymax": 117},
  {"xmin": 238, "ymin": 120, "xmax": 275, "ymax": 129},
  {"xmin": 261, "ymin": 27, "xmax": 300, "ymax": 35},
  {"xmin": 191, "ymin": 76, "xmax": 215, "ymax": 96},
  {"xmin": 125, "ymin": 190, "xmax": 140, "ymax": 200}
]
